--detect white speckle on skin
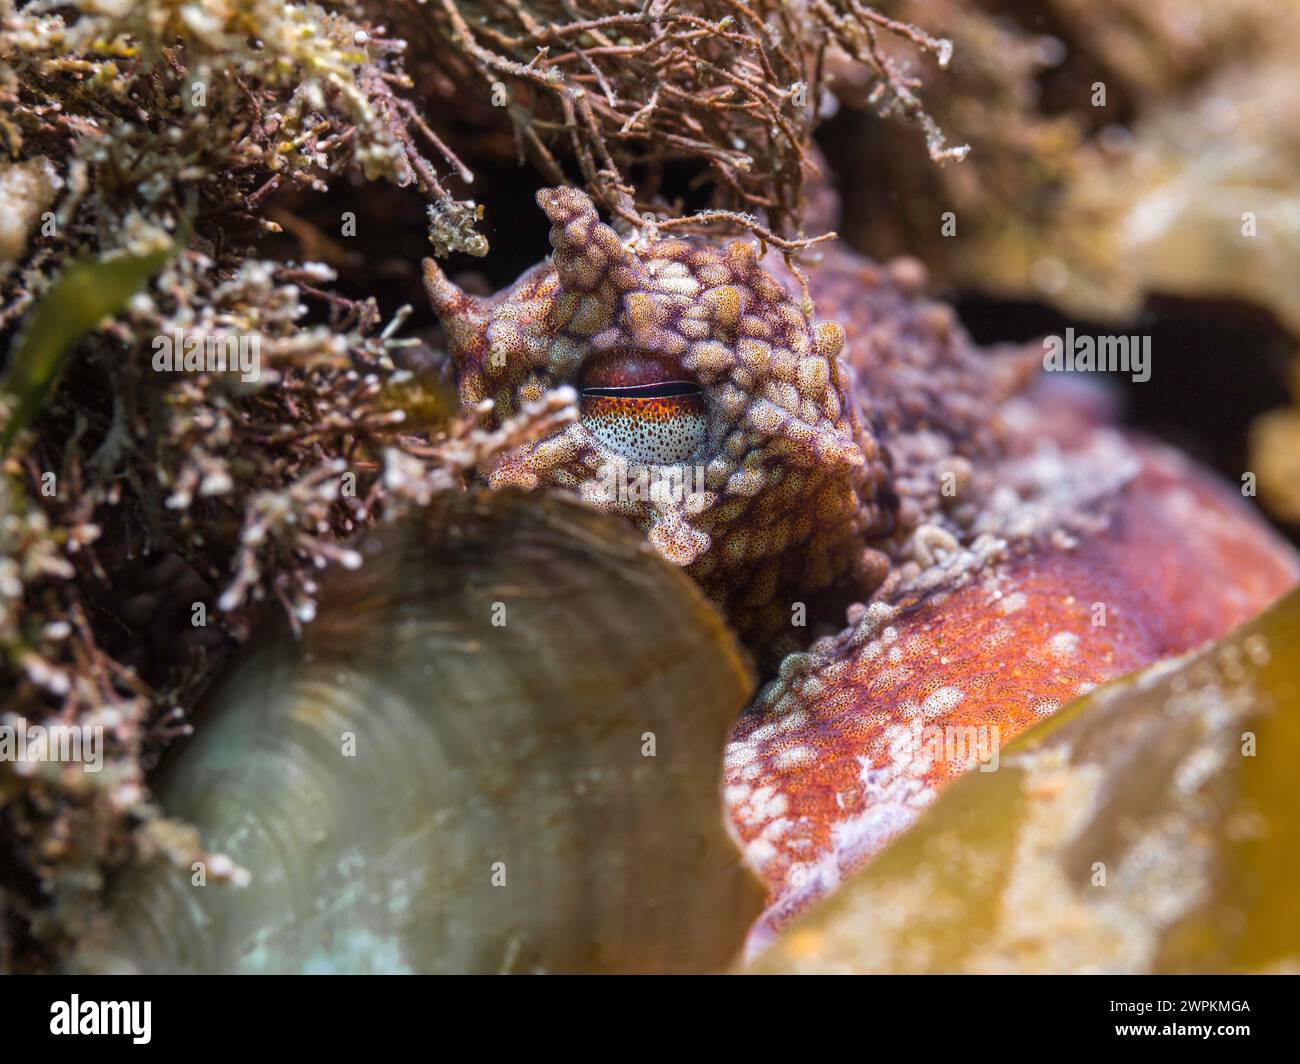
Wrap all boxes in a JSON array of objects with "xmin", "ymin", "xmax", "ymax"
[
  {"xmin": 774, "ymin": 745, "xmax": 815, "ymax": 769},
  {"xmin": 857, "ymin": 639, "xmax": 885, "ymax": 663},
  {"xmin": 724, "ymin": 741, "xmax": 756, "ymax": 768},
  {"xmin": 737, "ymin": 784, "xmax": 788, "ymax": 829},
  {"xmin": 761, "ymin": 817, "xmax": 791, "ymax": 840},
  {"xmin": 867, "ymin": 664, "xmax": 913, "ymax": 693},
  {"xmin": 724, "ymin": 783, "xmax": 752, "ymax": 804},
  {"xmin": 1047, "ymin": 631, "xmax": 1079, "ymax": 659},
  {"xmin": 998, "ymin": 591, "xmax": 1028, "ymax": 615},
  {"xmin": 775, "ymin": 709, "xmax": 809, "ymax": 733},
  {"xmin": 922, "ymin": 685, "xmax": 966, "ymax": 719}
]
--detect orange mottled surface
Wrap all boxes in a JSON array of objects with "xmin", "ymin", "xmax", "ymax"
[{"xmin": 725, "ymin": 436, "xmax": 1299, "ymax": 944}]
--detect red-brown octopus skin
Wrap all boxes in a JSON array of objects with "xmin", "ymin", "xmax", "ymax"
[{"xmin": 425, "ymin": 188, "xmax": 1300, "ymax": 943}]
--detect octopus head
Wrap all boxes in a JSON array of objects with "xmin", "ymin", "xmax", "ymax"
[{"xmin": 424, "ymin": 187, "xmax": 891, "ymax": 650}]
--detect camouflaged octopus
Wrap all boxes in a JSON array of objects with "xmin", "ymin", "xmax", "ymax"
[{"xmin": 425, "ymin": 187, "xmax": 1300, "ymax": 942}]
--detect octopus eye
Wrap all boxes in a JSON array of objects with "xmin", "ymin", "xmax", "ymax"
[{"xmin": 579, "ymin": 356, "xmax": 707, "ymax": 465}]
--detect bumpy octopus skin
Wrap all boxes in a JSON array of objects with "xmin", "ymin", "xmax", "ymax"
[
  {"xmin": 426, "ymin": 187, "xmax": 894, "ymax": 658},
  {"xmin": 426, "ymin": 188, "xmax": 1300, "ymax": 941}
]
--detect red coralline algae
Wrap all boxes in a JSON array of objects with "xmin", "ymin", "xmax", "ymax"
[{"xmin": 426, "ymin": 187, "xmax": 1300, "ymax": 940}]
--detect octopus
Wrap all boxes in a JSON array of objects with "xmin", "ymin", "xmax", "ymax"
[{"xmin": 424, "ymin": 186, "xmax": 1300, "ymax": 946}]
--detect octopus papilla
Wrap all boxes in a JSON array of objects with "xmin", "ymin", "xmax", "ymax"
[{"xmin": 424, "ymin": 187, "xmax": 1300, "ymax": 946}]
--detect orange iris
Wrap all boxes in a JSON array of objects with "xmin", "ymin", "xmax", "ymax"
[{"xmin": 579, "ymin": 356, "xmax": 707, "ymax": 465}]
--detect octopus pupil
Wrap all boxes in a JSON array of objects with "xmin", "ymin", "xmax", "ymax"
[{"xmin": 581, "ymin": 381, "xmax": 701, "ymax": 399}]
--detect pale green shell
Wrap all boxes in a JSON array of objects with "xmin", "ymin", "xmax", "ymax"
[{"xmin": 78, "ymin": 491, "xmax": 763, "ymax": 973}]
